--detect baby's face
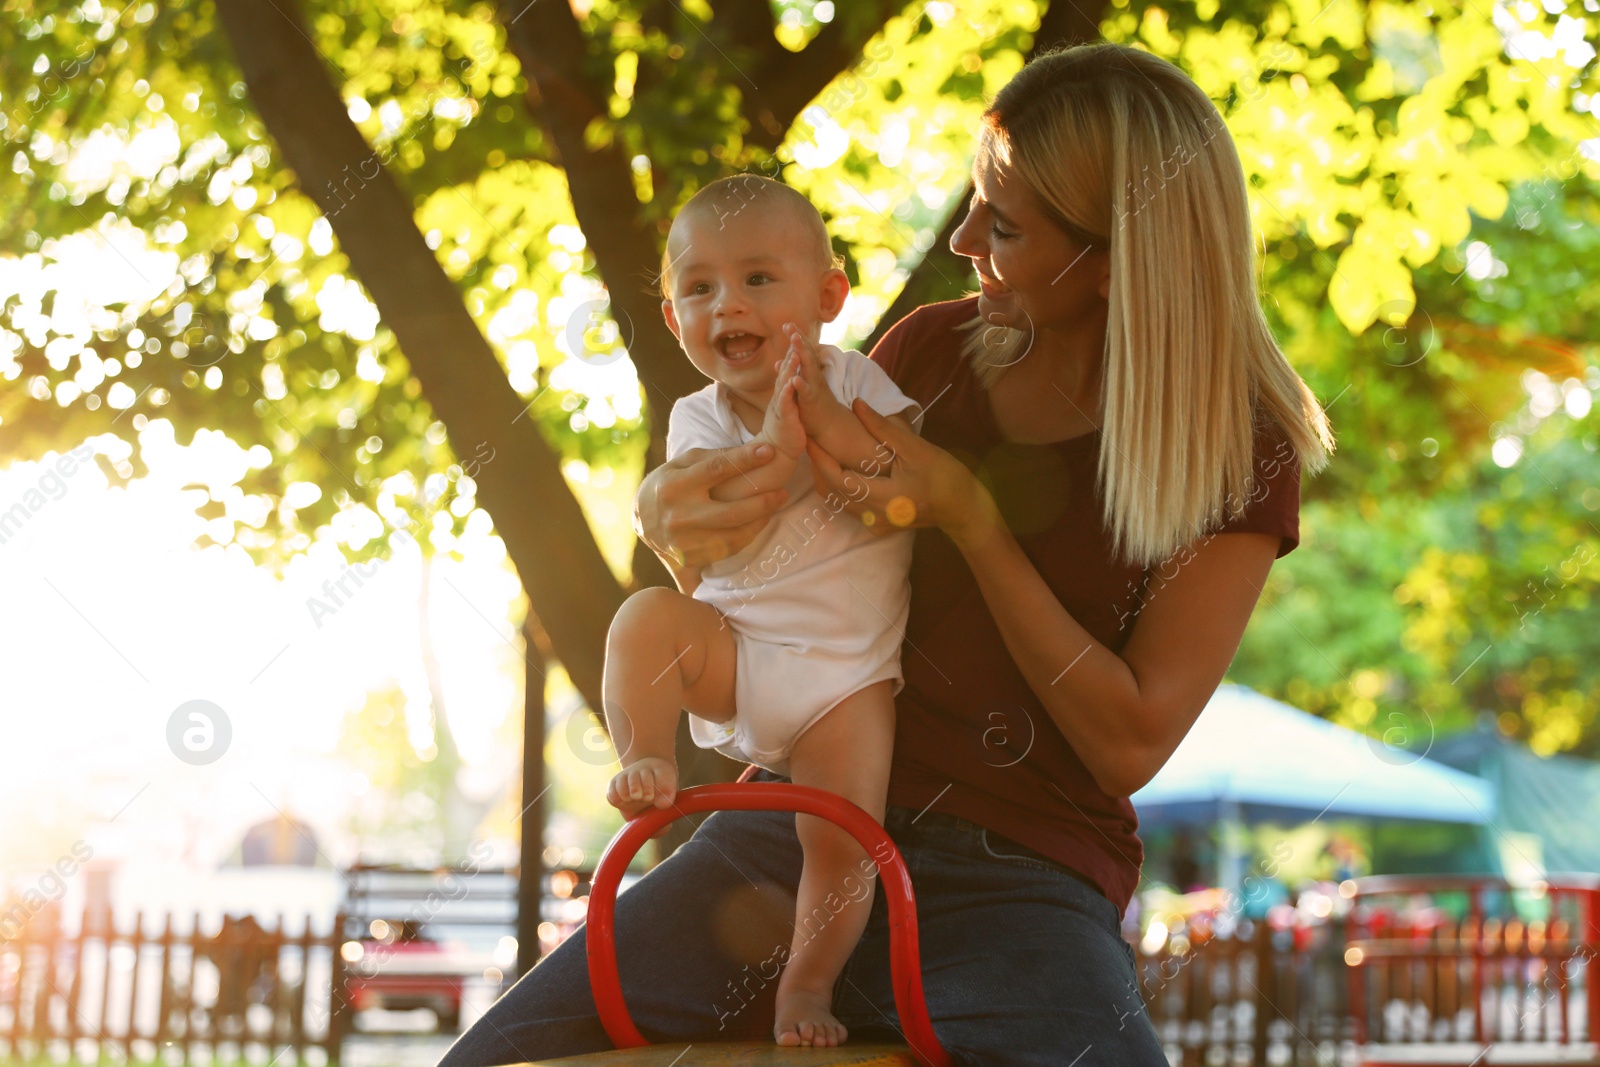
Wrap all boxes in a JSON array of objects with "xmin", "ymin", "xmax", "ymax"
[{"xmin": 662, "ymin": 206, "xmax": 846, "ymax": 407}]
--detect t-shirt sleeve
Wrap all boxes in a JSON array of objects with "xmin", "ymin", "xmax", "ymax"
[
  {"xmin": 866, "ymin": 307, "xmax": 919, "ymax": 388},
  {"xmin": 664, "ymin": 389, "xmax": 735, "ymax": 461},
  {"xmin": 827, "ymin": 347, "xmax": 924, "ymax": 434},
  {"xmin": 1212, "ymin": 422, "xmax": 1303, "ymax": 558}
]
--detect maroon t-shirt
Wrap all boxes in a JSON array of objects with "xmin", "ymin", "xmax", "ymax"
[{"xmin": 868, "ymin": 296, "xmax": 1302, "ymax": 916}]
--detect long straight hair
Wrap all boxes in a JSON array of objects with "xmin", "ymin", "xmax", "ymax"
[{"xmin": 961, "ymin": 42, "xmax": 1333, "ymax": 568}]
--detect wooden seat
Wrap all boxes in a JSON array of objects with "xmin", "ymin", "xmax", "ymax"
[{"xmin": 522, "ymin": 1041, "xmax": 920, "ymax": 1065}]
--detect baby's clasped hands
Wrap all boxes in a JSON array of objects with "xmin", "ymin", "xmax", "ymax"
[
  {"xmin": 759, "ymin": 346, "xmax": 807, "ymax": 461},
  {"xmin": 779, "ymin": 322, "xmax": 881, "ymax": 475}
]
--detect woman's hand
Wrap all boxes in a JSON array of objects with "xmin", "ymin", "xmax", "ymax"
[
  {"xmin": 634, "ymin": 442, "xmax": 789, "ymax": 583},
  {"xmin": 805, "ymin": 397, "xmax": 1001, "ymax": 547}
]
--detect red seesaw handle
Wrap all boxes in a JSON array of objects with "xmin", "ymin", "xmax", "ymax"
[{"xmin": 585, "ymin": 782, "xmax": 953, "ymax": 1067}]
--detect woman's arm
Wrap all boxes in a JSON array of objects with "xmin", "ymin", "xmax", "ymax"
[
  {"xmin": 954, "ymin": 516, "xmax": 1277, "ymax": 797},
  {"xmin": 806, "ymin": 408, "xmax": 915, "ymax": 475},
  {"xmin": 807, "ymin": 399, "xmax": 1279, "ymax": 797}
]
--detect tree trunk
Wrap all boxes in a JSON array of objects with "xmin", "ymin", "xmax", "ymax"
[{"xmin": 213, "ymin": 0, "xmax": 624, "ymax": 711}]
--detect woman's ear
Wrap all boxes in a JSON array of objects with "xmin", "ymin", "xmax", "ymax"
[{"xmin": 817, "ymin": 268, "xmax": 851, "ymax": 323}]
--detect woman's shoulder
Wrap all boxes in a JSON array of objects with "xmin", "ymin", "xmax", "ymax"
[
  {"xmin": 1210, "ymin": 414, "xmax": 1304, "ymax": 558},
  {"xmin": 867, "ymin": 295, "xmax": 981, "ymax": 388}
]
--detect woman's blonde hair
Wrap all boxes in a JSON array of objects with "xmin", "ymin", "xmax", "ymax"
[{"xmin": 962, "ymin": 42, "xmax": 1333, "ymax": 568}]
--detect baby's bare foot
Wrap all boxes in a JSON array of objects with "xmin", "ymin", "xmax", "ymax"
[
  {"xmin": 774, "ymin": 985, "xmax": 847, "ymax": 1048},
  {"xmin": 605, "ymin": 757, "xmax": 677, "ymax": 817}
]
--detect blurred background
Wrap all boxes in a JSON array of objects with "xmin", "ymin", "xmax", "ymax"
[{"xmin": 2, "ymin": 0, "xmax": 1598, "ymax": 1064}]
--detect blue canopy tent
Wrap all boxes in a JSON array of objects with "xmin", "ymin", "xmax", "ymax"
[
  {"xmin": 1132, "ymin": 685, "xmax": 1497, "ymax": 888},
  {"xmin": 1430, "ymin": 723, "xmax": 1600, "ymax": 876}
]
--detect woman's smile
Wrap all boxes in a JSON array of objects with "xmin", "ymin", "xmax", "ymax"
[{"xmin": 976, "ymin": 266, "xmax": 1010, "ymax": 296}]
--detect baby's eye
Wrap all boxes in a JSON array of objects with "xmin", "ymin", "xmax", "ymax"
[
  {"xmin": 689, "ymin": 282, "xmax": 711, "ymax": 295},
  {"xmin": 747, "ymin": 273, "xmax": 771, "ymax": 286}
]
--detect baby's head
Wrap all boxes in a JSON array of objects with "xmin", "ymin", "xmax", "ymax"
[{"xmin": 659, "ymin": 175, "xmax": 848, "ymax": 407}]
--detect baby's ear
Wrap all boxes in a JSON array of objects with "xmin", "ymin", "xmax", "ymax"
[
  {"xmin": 661, "ymin": 298, "xmax": 683, "ymax": 342},
  {"xmin": 817, "ymin": 268, "xmax": 850, "ymax": 323}
]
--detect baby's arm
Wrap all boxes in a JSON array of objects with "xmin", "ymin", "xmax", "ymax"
[{"xmin": 784, "ymin": 325, "xmax": 916, "ymax": 476}]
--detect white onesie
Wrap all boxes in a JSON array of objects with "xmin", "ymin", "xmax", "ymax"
[{"xmin": 664, "ymin": 346, "xmax": 924, "ymax": 777}]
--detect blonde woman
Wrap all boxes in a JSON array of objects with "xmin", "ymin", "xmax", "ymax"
[{"xmin": 442, "ymin": 41, "xmax": 1332, "ymax": 1066}]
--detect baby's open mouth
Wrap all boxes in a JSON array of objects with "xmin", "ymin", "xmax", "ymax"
[{"xmin": 715, "ymin": 331, "xmax": 766, "ymax": 361}]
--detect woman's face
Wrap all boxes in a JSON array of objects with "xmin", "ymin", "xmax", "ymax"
[{"xmin": 949, "ymin": 151, "xmax": 1110, "ymax": 338}]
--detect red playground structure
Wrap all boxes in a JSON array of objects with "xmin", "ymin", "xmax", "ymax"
[{"xmin": 556, "ymin": 781, "xmax": 953, "ymax": 1067}]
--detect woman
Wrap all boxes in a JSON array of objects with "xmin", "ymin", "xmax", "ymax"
[{"xmin": 441, "ymin": 41, "xmax": 1332, "ymax": 1066}]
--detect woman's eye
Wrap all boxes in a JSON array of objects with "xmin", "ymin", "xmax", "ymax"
[{"xmin": 990, "ymin": 222, "xmax": 1016, "ymax": 240}]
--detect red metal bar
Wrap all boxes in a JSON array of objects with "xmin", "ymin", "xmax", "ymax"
[
  {"xmin": 1588, "ymin": 886, "xmax": 1600, "ymax": 1044},
  {"xmin": 585, "ymin": 783, "xmax": 953, "ymax": 1067},
  {"xmin": 1345, "ymin": 876, "xmax": 1600, "ymax": 1054}
]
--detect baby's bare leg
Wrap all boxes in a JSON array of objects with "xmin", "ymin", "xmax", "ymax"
[
  {"xmin": 773, "ymin": 679, "xmax": 896, "ymax": 1048},
  {"xmin": 602, "ymin": 587, "xmax": 737, "ymax": 819}
]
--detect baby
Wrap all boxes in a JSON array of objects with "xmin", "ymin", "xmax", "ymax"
[{"xmin": 601, "ymin": 174, "xmax": 922, "ymax": 1047}]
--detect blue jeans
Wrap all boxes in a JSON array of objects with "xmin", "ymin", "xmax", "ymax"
[{"xmin": 438, "ymin": 770, "xmax": 1165, "ymax": 1066}]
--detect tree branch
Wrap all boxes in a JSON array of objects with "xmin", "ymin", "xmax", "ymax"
[
  {"xmin": 496, "ymin": 0, "xmax": 705, "ymax": 422},
  {"xmin": 715, "ymin": 0, "xmax": 777, "ymax": 57},
  {"xmin": 213, "ymin": 0, "xmax": 625, "ymax": 710},
  {"xmin": 742, "ymin": 0, "xmax": 910, "ymax": 150}
]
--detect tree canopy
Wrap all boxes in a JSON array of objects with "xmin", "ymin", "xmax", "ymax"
[{"xmin": 3, "ymin": 0, "xmax": 1598, "ymax": 775}]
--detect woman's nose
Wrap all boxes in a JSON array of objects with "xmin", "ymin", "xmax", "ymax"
[{"xmin": 949, "ymin": 204, "xmax": 986, "ymax": 260}]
